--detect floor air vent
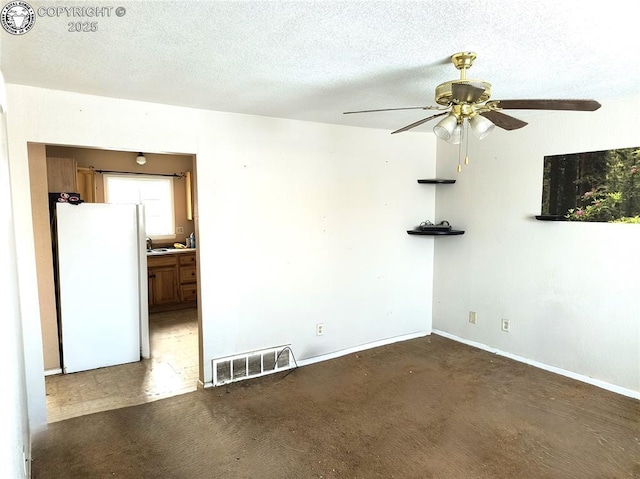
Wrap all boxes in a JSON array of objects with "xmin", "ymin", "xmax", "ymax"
[{"xmin": 212, "ymin": 345, "xmax": 293, "ymax": 386}]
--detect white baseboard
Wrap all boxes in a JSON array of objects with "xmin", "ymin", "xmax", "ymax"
[
  {"xmin": 44, "ymin": 368, "xmax": 62, "ymax": 376},
  {"xmin": 296, "ymin": 331, "xmax": 431, "ymax": 368},
  {"xmin": 433, "ymin": 329, "xmax": 639, "ymax": 400},
  {"xmin": 202, "ymin": 330, "xmax": 431, "ymax": 389}
]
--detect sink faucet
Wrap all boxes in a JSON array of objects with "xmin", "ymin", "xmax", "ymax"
[{"xmin": 146, "ymin": 237, "xmax": 153, "ymax": 251}]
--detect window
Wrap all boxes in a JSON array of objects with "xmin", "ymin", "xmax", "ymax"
[{"xmin": 104, "ymin": 174, "xmax": 175, "ymax": 238}]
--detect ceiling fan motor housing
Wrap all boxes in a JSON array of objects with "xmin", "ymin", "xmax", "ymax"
[{"xmin": 435, "ymin": 80, "xmax": 492, "ymax": 106}]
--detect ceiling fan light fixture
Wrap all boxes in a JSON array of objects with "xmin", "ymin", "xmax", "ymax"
[
  {"xmin": 469, "ymin": 114, "xmax": 495, "ymax": 140},
  {"xmin": 433, "ymin": 114, "xmax": 458, "ymax": 141},
  {"xmin": 449, "ymin": 124, "xmax": 463, "ymax": 144},
  {"xmin": 136, "ymin": 152, "xmax": 147, "ymax": 165}
]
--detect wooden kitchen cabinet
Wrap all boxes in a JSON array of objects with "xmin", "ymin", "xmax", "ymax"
[
  {"xmin": 179, "ymin": 252, "xmax": 196, "ymax": 267},
  {"xmin": 47, "ymin": 157, "xmax": 77, "ymax": 192},
  {"xmin": 76, "ymin": 167, "xmax": 96, "ymax": 202},
  {"xmin": 147, "ymin": 255, "xmax": 179, "ymax": 308},
  {"xmin": 149, "ymin": 266, "xmax": 180, "ymax": 305},
  {"xmin": 147, "ymin": 251, "xmax": 197, "ymax": 311},
  {"xmin": 179, "ymin": 252, "xmax": 197, "ymax": 302}
]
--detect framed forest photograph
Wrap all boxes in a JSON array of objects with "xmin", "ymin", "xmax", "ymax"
[{"xmin": 541, "ymin": 147, "xmax": 640, "ymax": 223}]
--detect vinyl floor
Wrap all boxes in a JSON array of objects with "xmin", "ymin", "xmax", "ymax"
[{"xmin": 45, "ymin": 308, "xmax": 199, "ymax": 423}]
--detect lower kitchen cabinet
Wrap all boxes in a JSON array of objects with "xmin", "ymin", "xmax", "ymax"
[
  {"xmin": 179, "ymin": 254, "xmax": 197, "ymax": 302},
  {"xmin": 180, "ymin": 284, "xmax": 198, "ymax": 302},
  {"xmin": 150, "ymin": 265, "xmax": 180, "ymax": 305},
  {"xmin": 147, "ymin": 251, "xmax": 197, "ymax": 311}
]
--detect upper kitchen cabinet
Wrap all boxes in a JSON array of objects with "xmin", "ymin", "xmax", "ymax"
[
  {"xmin": 76, "ymin": 167, "xmax": 96, "ymax": 202},
  {"xmin": 46, "ymin": 157, "xmax": 77, "ymax": 192},
  {"xmin": 46, "ymin": 157, "xmax": 96, "ymax": 202}
]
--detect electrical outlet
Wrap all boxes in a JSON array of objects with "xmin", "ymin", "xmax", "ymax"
[
  {"xmin": 501, "ymin": 318, "xmax": 510, "ymax": 332},
  {"xmin": 316, "ymin": 323, "xmax": 324, "ymax": 336},
  {"xmin": 176, "ymin": 226, "xmax": 184, "ymax": 234},
  {"xmin": 469, "ymin": 311, "xmax": 477, "ymax": 324}
]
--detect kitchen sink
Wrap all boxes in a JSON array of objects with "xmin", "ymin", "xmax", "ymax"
[{"xmin": 147, "ymin": 247, "xmax": 194, "ymax": 254}]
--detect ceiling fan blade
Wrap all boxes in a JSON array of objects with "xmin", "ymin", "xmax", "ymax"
[
  {"xmin": 490, "ymin": 99, "xmax": 601, "ymax": 111},
  {"xmin": 479, "ymin": 110, "xmax": 528, "ymax": 131},
  {"xmin": 391, "ymin": 112, "xmax": 449, "ymax": 134},
  {"xmin": 452, "ymin": 83, "xmax": 486, "ymax": 103},
  {"xmin": 344, "ymin": 106, "xmax": 445, "ymax": 115}
]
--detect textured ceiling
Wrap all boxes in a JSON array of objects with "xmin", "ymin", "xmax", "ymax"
[{"xmin": 2, "ymin": 0, "xmax": 639, "ymax": 132}]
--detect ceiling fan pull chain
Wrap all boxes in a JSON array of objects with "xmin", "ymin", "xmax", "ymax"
[
  {"xmin": 457, "ymin": 124, "xmax": 463, "ymax": 173},
  {"xmin": 456, "ymin": 118, "xmax": 469, "ymax": 173},
  {"xmin": 464, "ymin": 119, "xmax": 470, "ymax": 165}
]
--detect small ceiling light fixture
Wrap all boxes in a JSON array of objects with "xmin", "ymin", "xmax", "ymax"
[
  {"xmin": 136, "ymin": 152, "xmax": 147, "ymax": 165},
  {"xmin": 469, "ymin": 113, "xmax": 495, "ymax": 140},
  {"xmin": 433, "ymin": 108, "xmax": 496, "ymax": 171},
  {"xmin": 448, "ymin": 124, "xmax": 463, "ymax": 145},
  {"xmin": 433, "ymin": 113, "xmax": 458, "ymax": 141}
]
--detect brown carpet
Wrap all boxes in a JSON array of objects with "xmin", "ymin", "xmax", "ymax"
[{"xmin": 32, "ymin": 335, "xmax": 639, "ymax": 478}]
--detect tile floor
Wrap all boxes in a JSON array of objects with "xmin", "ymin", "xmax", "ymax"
[{"xmin": 45, "ymin": 308, "xmax": 199, "ymax": 423}]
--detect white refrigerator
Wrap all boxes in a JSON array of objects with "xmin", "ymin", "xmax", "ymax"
[{"xmin": 55, "ymin": 202, "xmax": 149, "ymax": 374}]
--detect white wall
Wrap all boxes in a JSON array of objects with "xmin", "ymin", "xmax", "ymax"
[
  {"xmin": 7, "ymin": 85, "xmax": 436, "ymax": 430},
  {"xmin": 1, "ymin": 75, "xmax": 29, "ymax": 478},
  {"xmin": 198, "ymin": 111, "xmax": 435, "ymax": 365},
  {"xmin": 433, "ymin": 96, "xmax": 640, "ymax": 395}
]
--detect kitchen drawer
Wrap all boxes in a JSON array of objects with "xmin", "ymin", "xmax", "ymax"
[
  {"xmin": 147, "ymin": 255, "xmax": 178, "ymax": 267},
  {"xmin": 180, "ymin": 284, "xmax": 197, "ymax": 302},
  {"xmin": 179, "ymin": 253, "xmax": 196, "ymax": 266},
  {"xmin": 180, "ymin": 265, "xmax": 197, "ymax": 283}
]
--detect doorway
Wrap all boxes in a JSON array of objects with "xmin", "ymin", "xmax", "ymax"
[{"xmin": 29, "ymin": 145, "xmax": 202, "ymax": 422}]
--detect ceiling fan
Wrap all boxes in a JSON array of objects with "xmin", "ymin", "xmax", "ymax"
[{"xmin": 344, "ymin": 52, "xmax": 601, "ymax": 171}]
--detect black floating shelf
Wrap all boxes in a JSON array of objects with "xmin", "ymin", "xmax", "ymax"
[
  {"xmin": 407, "ymin": 229, "xmax": 465, "ymax": 236},
  {"xmin": 417, "ymin": 179, "xmax": 456, "ymax": 184},
  {"xmin": 535, "ymin": 215, "xmax": 567, "ymax": 221}
]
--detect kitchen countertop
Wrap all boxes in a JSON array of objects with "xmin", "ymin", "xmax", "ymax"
[{"xmin": 146, "ymin": 248, "xmax": 197, "ymax": 256}]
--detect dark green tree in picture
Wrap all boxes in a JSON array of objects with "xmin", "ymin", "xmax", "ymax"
[{"xmin": 542, "ymin": 147, "xmax": 639, "ymax": 223}]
